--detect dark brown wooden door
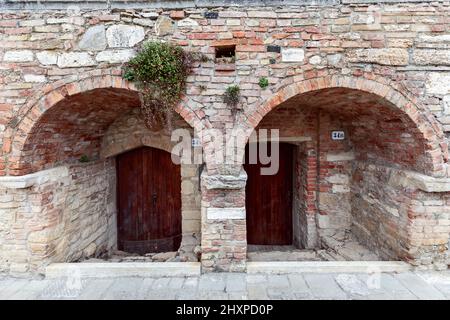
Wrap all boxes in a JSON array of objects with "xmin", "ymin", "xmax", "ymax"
[
  {"xmin": 117, "ymin": 146, "xmax": 181, "ymax": 254},
  {"xmin": 244, "ymin": 143, "xmax": 293, "ymax": 245}
]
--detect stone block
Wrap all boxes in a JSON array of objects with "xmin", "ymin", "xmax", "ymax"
[
  {"xmin": 426, "ymin": 73, "xmax": 450, "ymax": 95},
  {"xmin": 3, "ymin": 50, "xmax": 33, "ymax": 62},
  {"xmin": 78, "ymin": 25, "xmax": 107, "ymax": 51},
  {"xmin": 57, "ymin": 52, "xmax": 96, "ymax": 68},
  {"xmin": 413, "ymin": 49, "xmax": 450, "ymax": 66},
  {"xmin": 347, "ymin": 48, "xmax": 408, "ymax": 66},
  {"xmin": 23, "ymin": 74, "xmax": 46, "ymax": 83},
  {"xmin": 106, "ymin": 24, "xmax": 145, "ymax": 48},
  {"xmin": 36, "ymin": 51, "xmax": 58, "ymax": 65},
  {"xmin": 95, "ymin": 49, "xmax": 135, "ymax": 63},
  {"xmin": 154, "ymin": 16, "xmax": 175, "ymax": 36},
  {"xmin": 177, "ymin": 18, "xmax": 199, "ymax": 28},
  {"xmin": 281, "ymin": 48, "xmax": 305, "ymax": 63},
  {"xmin": 206, "ymin": 207, "xmax": 245, "ymax": 220},
  {"xmin": 201, "ymin": 171, "xmax": 247, "ymax": 190}
]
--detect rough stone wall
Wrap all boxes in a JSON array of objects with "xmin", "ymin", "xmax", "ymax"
[
  {"xmin": 0, "ymin": 160, "xmax": 116, "ymax": 276},
  {"xmin": 1, "ymin": 3, "xmax": 448, "ymax": 176},
  {"xmin": 0, "ymin": 1, "xmax": 449, "ymax": 272},
  {"xmin": 351, "ymin": 162, "xmax": 450, "ymax": 269},
  {"xmin": 293, "ymin": 142, "xmax": 319, "ymax": 249}
]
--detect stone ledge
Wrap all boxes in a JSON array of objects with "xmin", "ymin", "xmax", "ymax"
[
  {"xmin": 0, "ymin": 166, "xmax": 69, "ymax": 189},
  {"xmin": 10, "ymin": 0, "xmax": 440, "ymax": 11},
  {"xmin": 247, "ymin": 261, "xmax": 411, "ymax": 274},
  {"xmin": 389, "ymin": 170, "xmax": 450, "ymax": 193},
  {"xmin": 201, "ymin": 171, "xmax": 247, "ymax": 190},
  {"xmin": 2, "ymin": 0, "xmax": 444, "ymax": 11},
  {"xmin": 45, "ymin": 262, "xmax": 201, "ymax": 278}
]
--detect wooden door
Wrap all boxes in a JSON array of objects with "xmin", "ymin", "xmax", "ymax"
[
  {"xmin": 116, "ymin": 146, "xmax": 182, "ymax": 254},
  {"xmin": 244, "ymin": 143, "xmax": 293, "ymax": 245}
]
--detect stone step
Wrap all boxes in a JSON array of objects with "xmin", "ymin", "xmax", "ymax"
[
  {"xmin": 45, "ymin": 262, "xmax": 201, "ymax": 279},
  {"xmin": 247, "ymin": 250, "xmax": 322, "ymax": 262},
  {"xmin": 247, "ymin": 261, "xmax": 411, "ymax": 274}
]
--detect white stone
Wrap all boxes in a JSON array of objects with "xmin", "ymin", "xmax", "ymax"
[
  {"xmin": 132, "ymin": 18, "xmax": 154, "ymax": 27},
  {"xmin": 388, "ymin": 168, "xmax": 450, "ymax": 193},
  {"xmin": 309, "ymin": 55, "xmax": 321, "ymax": 65},
  {"xmin": 247, "ymin": 261, "xmax": 411, "ymax": 274},
  {"xmin": 36, "ymin": 51, "xmax": 58, "ymax": 65},
  {"xmin": 444, "ymin": 95, "xmax": 450, "ymax": 115},
  {"xmin": 317, "ymin": 215, "xmax": 330, "ymax": 229},
  {"xmin": 0, "ymin": 166, "xmax": 69, "ymax": 189},
  {"xmin": 326, "ymin": 151, "xmax": 355, "ymax": 162},
  {"xmin": 45, "ymin": 262, "xmax": 201, "ymax": 278},
  {"xmin": 347, "ymin": 48, "xmax": 409, "ymax": 66},
  {"xmin": 413, "ymin": 49, "xmax": 450, "ymax": 66},
  {"xmin": 418, "ymin": 34, "xmax": 450, "ymax": 43},
  {"xmin": 327, "ymin": 54, "xmax": 342, "ymax": 66},
  {"xmin": 141, "ymin": 12, "xmax": 159, "ymax": 19},
  {"xmin": 202, "ymin": 171, "xmax": 247, "ymax": 190},
  {"xmin": 332, "ymin": 185, "xmax": 350, "ymax": 193},
  {"xmin": 426, "ymin": 73, "xmax": 450, "ymax": 95},
  {"xmin": 326, "ymin": 174, "xmax": 349, "ymax": 184},
  {"xmin": 384, "ymin": 205, "xmax": 399, "ymax": 217},
  {"xmin": 23, "ymin": 74, "xmax": 46, "ymax": 83},
  {"xmin": 106, "ymin": 24, "xmax": 145, "ymax": 48},
  {"xmin": 78, "ymin": 25, "xmax": 107, "ymax": 51},
  {"xmin": 207, "ymin": 207, "xmax": 245, "ymax": 220},
  {"xmin": 57, "ymin": 52, "xmax": 96, "ymax": 68},
  {"xmin": 3, "ymin": 50, "xmax": 33, "ymax": 62},
  {"xmin": 281, "ymin": 48, "xmax": 305, "ymax": 63},
  {"xmin": 95, "ymin": 49, "xmax": 135, "ymax": 63},
  {"xmin": 177, "ymin": 18, "xmax": 199, "ymax": 28}
]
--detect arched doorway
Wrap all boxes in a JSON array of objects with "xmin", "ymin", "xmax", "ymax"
[
  {"xmin": 116, "ymin": 146, "xmax": 182, "ymax": 254},
  {"xmin": 240, "ymin": 77, "xmax": 448, "ymax": 265},
  {"xmin": 3, "ymin": 76, "xmax": 202, "ymax": 273}
]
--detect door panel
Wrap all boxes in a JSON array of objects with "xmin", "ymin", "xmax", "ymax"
[
  {"xmin": 117, "ymin": 146, "xmax": 181, "ymax": 254},
  {"xmin": 245, "ymin": 143, "xmax": 294, "ymax": 245}
]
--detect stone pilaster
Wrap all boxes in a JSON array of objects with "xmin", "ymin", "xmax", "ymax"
[{"xmin": 200, "ymin": 170, "xmax": 247, "ymax": 272}]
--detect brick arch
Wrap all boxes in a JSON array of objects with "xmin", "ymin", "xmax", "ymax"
[
  {"xmin": 237, "ymin": 75, "xmax": 447, "ymax": 177},
  {"xmin": 6, "ymin": 75, "xmax": 204, "ymax": 176}
]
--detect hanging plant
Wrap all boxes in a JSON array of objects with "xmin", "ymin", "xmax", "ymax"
[
  {"xmin": 122, "ymin": 41, "xmax": 200, "ymax": 130},
  {"xmin": 224, "ymin": 85, "xmax": 241, "ymax": 119},
  {"xmin": 224, "ymin": 85, "xmax": 240, "ymax": 107}
]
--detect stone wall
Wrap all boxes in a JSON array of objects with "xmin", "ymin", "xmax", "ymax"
[
  {"xmin": 351, "ymin": 162, "xmax": 450, "ymax": 269},
  {"xmin": 0, "ymin": 160, "xmax": 116, "ymax": 276},
  {"xmin": 0, "ymin": 1, "xmax": 449, "ymax": 273}
]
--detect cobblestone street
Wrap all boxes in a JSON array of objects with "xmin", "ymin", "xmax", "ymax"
[{"xmin": 1, "ymin": 271, "xmax": 450, "ymax": 300}]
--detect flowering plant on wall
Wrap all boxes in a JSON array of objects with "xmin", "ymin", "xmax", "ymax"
[{"xmin": 123, "ymin": 41, "xmax": 199, "ymax": 130}]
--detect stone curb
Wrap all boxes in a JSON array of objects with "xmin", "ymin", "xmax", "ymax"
[
  {"xmin": 45, "ymin": 262, "xmax": 201, "ymax": 278},
  {"xmin": 247, "ymin": 261, "xmax": 411, "ymax": 274}
]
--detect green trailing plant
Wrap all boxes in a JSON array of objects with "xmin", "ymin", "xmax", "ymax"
[
  {"xmin": 122, "ymin": 41, "xmax": 203, "ymax": 129},
  {"xmin": 258, "ymin": 77, "xmax": 269, "ymax": 89},
  {"xmin": 79, "ymin": 155, "xmax": 90, "ymax": 163},
  {"xmin": 224, "ymin": 85, "xmax": 240, "ymax": 107}
]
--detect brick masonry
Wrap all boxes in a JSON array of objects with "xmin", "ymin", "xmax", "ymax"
[{"xmin": 0, "ymin": 1, "xmax": 449, "ymax": 275}]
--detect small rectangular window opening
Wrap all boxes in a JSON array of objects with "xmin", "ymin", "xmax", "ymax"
[{"xmin": 215, "ymin": 45, "xmax": 236, "ymax": 63}]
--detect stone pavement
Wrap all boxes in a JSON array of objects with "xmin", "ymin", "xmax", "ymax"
[{"xmin": 1, "ymin": 271, "xmax": 450, "ymax": 300}]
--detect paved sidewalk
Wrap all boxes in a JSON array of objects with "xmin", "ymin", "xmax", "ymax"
[{"xmin": 1, "ymin": 271, "xmax": 450, "ymax": 300}]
